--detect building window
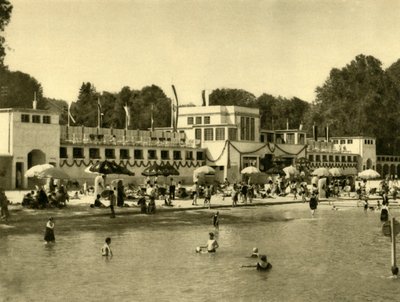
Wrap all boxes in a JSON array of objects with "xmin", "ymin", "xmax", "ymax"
[
  {"xmin": 347, "ymin": 156, "xmax": 352, "ymax": 162},
  {"xmin": 89, "ymin": 148, "xmax": 100, "ymax": 159},
  {"xmin": 335, "ymin": 156, "xmax": 340, "ymax": 162},
  {"xmin": 250, "ymin": 118, "xmax": 255, "ymax": 140},
  {"xmin": 32, "ymin": 115, "xmax": 41, "ymax": 123},
  {"xmin": 105, "ymin": 149, "xmax": 115, "ymax": 159},
  {"xmin": 333, "ymin": 139, "xmax": 338, "ymax": 144},
  {"xmin": 216, "ymin": 128, "xmax": 225, "ymax": 140},
  {"xmin": 340, "ymin": 139, "xmax": 346, "ymax": 144},
  {"xmin": 120, "ymin": 149, "xmax": 130, "ymax": 159},
  {"xmin": 42, "ymin": 116, "xmax": 51, "ymax": 124},
  {"xmin": 322, "ymin": 155, "xmax": 327, "ymax": 162},
  {"xmin": 316, "ymin": 155, "xmax": 321, "ymax": 162},
  {"xmin": 134, "ymin": 149, "xmax": 143, "ymax": 159},
  {"xmin": 204, "ymin": 116, "xmax": 210, "ymax": 124},
  {"xmin": 228, "ymin": 128, "xmax": 237, "ymax": 141},
  {"xmin": 60, "ymin": 147, "xmax": 67, "ymax": 158},
  {"xmin": 240, "ymin": 117, "xmax": 255, "ymax": 141},
  {"xmin": 204, "ymin": 128, "xmax": 214, "ymax": 141},
  {"xmin": 347, "ymin": 139, "xmax": 353, "ymax": 144},
  {"xmin": 308, "ymin": 154, "xmax": 314, "ymax": 162},
  {"xmin": 195, "ymin": 129, "xmax": 202, "ymax": 140},
  {"xmin": 341, "ymin": 156, "xmax": 346, "ymax": 162},
  {"xmin": 298, "ymin": 134, "xmax": 305, "ymax": 145},
  {"xmin": 161, "ymin": 150, "xmax": 169, "ymax": 160},
  {"xmin": 148, "ymin": 149, "xmax": 157, "ymax": 160},
  {"xmin": 195, "ymin": 116, "xmax": 202, "ymax": 124},
  {"xmin": 196, "ymin": 151, "xmax": 204, "ymax": 160},
  {"xmin": 329, "ymin": 155, "xmax": 334, "ymax": 162},
  {"xmin": 187, "ymin": 117, "xmax": 194, "ymax": 125},
  {"xmin": 173, "ymin": 150, "xmax": 181, "ymax": 160},
  {"xmin": 72, "ymin": 147, "xmax": 84, "ymax": 158},
  {"xmin": 21, "ymin": 114, "xmax": 30, "ymax": 123},
  {"xmin": 286, "ymin": 133, "xmax": 295, "ymax": 144},
  {"xmin": 186, "ymin": 151, "xmax": 193, "ymax": 160}
]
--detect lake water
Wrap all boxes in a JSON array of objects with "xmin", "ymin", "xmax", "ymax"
[{"xmin": 1, "ymin": 203, "xmax": 399, "ymax": 302}]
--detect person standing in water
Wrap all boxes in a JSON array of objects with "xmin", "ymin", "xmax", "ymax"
[
  {"xmin": 44, "ymin": 217, "xmax": 55, "ymax": 243},
  {"xmin": 201, "ymin": 232, "xmax": 219, "ymax": 253},
  {"xmin": 109, "ymin": 190, "xmax": 116, "ymax": 218},
  {"xmin": 309, "ymin": 192, "xmax": 318, "ymax": 217},
  {"xmin": 213, "ymin": 211, "xmax": 220, "ymax": 229},
  {"xmin": 101, "ymin": 237, "xmax": 113, "ymax": 257}
]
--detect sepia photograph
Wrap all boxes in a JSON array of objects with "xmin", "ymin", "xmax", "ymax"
[{"xmin": 1, "ymin": 0, "xmax": 400, "ymax": 301}]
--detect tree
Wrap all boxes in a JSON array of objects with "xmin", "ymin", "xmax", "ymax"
[
  {"xmin": 0, "ymin": 68, "xmax": 44, "ymax": 109},
  {"xmin": 313, "ymin": 54, "xmax": 400, "ymax": 154},
  {"xmin": 70, "ymin": 82, "xmax": 100, "ymax": 127},
  {"xmin": 0, "ymin": 0, "xmax": 12, "ymax": 66},
  {"xmin": 209, "ymin": 88, "xmax": 256, "ymax": 107}
]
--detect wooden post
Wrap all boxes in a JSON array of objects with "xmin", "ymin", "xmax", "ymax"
[{"xmin": 391, "ymin": 217, "xmax": 399, "ymax": 276}]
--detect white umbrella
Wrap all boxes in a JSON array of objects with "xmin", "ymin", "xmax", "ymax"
[
  {"xmin": 311, "ymin": 167, "xmax": 330, "ymax": 177},
  {"xmin": 342, "ymin": 167, "xmax": 358, "ymax": 176},
  {"xmin": 241, "ymin": 166, "xmax": 260, "ymax": 174},
  {"xmin": 358, "ymin": 169, "xmax": 380, "ymax": 180},
  {"xmin": 194, "ymin": 165, "xmax": 215, "ymax": 175},
  {"xmin": 25, "ymin": 164, "xmax": 55, "ymax": 178},
  {"xmin": 329, "ymin": 167, "xmax": 343, "ymax": 177},
  {"xmin": 283, "ymin": 165, "xmax": 299, "ymax": 178}
]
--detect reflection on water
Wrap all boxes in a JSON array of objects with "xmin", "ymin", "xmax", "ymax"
[{"xmin": 1, "ymin": 204, "xmax": 400, "ymax": 301}]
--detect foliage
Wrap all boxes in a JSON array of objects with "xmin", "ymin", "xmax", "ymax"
[
  {"xmin": 0, "ymin": 67, "xmax": 45, "ymax": 109},
  {"xmin": 0, "ymin": 0, "xmax": 12, "ymax": 66},
  {"xmin": 209, "ymin": 88, "xmax": 256, "ymax": 107},
  {"xmin": 312, "ymin": 54, "xmax": 400, "ymax": 154}
]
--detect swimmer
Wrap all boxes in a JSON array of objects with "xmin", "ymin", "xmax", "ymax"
[
  {"xmin": 200, "ymin": 232, "xmax": 219, "ymax": 253},
  {"xmin": 213, "ymin": 211, "xmax": 219, "ymax": 229},
  {"xmin": 242, "ymin": 255, "xmax": 272, "ymax": 271},
  {"xmin": 248, "ymin": 247, "xmax": 259, "ymax": 258},
  {"xmin": 101, "ymin": 237, "xmax": 113, "ymax": 257}
]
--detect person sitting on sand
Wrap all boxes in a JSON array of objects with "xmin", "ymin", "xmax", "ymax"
[
  {"xmin": 90, "ymin": 194, "xmax": 106, "ymax": 208},
  {"xmin": 164, "ymin": 195, "xmax": 173, "ymax": 207},
  {"xmin": 200, "ymin": 232, "xmax": 219, "ymax": 253},
  {"xmin": 101, "ymin": 237, "xmax": 113, "ymax": 257}
]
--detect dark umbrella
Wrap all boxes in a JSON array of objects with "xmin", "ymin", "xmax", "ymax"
[
  {"xmin": 141, "ymin": 163, "xmax": 165, "ymax": 177},
  {"xmin": 266, "ymin": 166, "xmax": 285, "ymax": 176},
  {"xmin": 161, "ymin": 162, "xmax": 180, "ymax": 177},
  {"xmin": 89, "ymin": 161, "xmax": 135, "ymax": 176}
]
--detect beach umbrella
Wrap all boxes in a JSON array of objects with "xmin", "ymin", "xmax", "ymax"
[
  {"xmin": 161, "ymin": 162, "xmax": 180, "ymax": 177},
  {"xmin": 37, "ymin": 167, "xmax": 70, "ymax": 179},
  {"xmin": 283, "ymin": 165, "xmax": 299, "ymax": 178},
  {"xmin": 193, "ymin": 165, "xmax": 215, "ymax": 175},
  {"xmin": 311, "ymin": 167, "xmax": 330, "ymax": 177},
  {"xmin": 358, "ymin": 169, "xmax": 380, "ymax": 180},
  {"xmin": 329, "ymin": 167, "xmax": 343, "ymax": 177},
  {"xmin": 240, "ymin": 166, "xmax": 260, "ymax": 175},
  {"xmin": 88, "ymin": 160, "xmax": 135, "ymax": 176},
  {"xmin": 25, "ymin": 163, "xmax": 55, "ymax": 178},
  {"xmin": 266, "ymin": 166, "xmax": 285, "ymax": 176},
  {"xmin": 142, "ymin": 163, "xmax": 164, "ymax": 177}
]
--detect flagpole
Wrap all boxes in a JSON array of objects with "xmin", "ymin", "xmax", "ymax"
[
  {"xmin": 97, "ymin": 97, "xmax": 101, "ymax": 130},
  {"xmin": 151, "ymin": 104, "xmax": 154, "ymax": 132},
  {"xmin": 68, "ymin": 103, "xmax": 70, "ymax": 127}
]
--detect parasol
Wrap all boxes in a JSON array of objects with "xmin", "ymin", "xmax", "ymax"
[
  {"xmin": 240, "ymin": 166, "xmax": 260, "ymax": 174},
  {"xmin": 37, "ymin": 167, "xmax": 70, "ymax": 179},
  {"xmin": 311, "ymin": 167, "xmax": 330, "ymax": 177},
  {"xmin": 161, "ymin": 162, "xmax": 180, "ymax": 177},
  {"xmin": 87, "ymin": 160, "xmax": 135, "ymax": 176},
  {"xmin": 193, "ymin": 165, "xmax": 215, "ymax": 175},
  {"xmin": 329, "ymin": 167, "xmax": 343, "ymax": 177},
  {"xmin": 283, "ymin": 165, "xmax": 299, "ymax": 178},
  {"xmin": 358, "ymin": 169, "xmax": 380, "ymax": 180},
  {"xmin": 25, "ymin": 164, "xmax": 55, "ymax": 178},
  {"xmin": 142, "ymin": 163, "xmax": 165, "ymax": 177}
]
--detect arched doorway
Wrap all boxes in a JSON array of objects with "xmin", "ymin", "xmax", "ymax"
[
  {"xmin": 383, "ymin": 164, "xmax": 389, "ymax": 178},
  {"xmin": 27, "ymin": 149, "xmax": 46, "ymax": 169},
  {"xmin": 390, "ymin": 164, "xmax": 396, "ymax": 178},
  {"xmin": 397, "ymin": 165, "xmax": 400, "ymax": 178},
  {"xmin": 376, "ymin": 164, "xmax": 382, "ymax": 176},
  {"xmin": 366, "ymin": 158, "xmax": 372, "ymax": 169}
]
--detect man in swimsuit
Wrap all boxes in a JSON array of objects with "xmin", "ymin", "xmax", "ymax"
[{"xmin": 201, "ymin": 232, "xmax": 219, "ymax": 253}]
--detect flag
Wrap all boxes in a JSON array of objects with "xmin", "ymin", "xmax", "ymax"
[
  {"xmin": 202, "ymin": 90, "xmax": 206, "ymax": 106},
  {"xmin": 68, "ymin": 103, "xmax": 76, "ymax": 124},
  {"xmin": 325, "ymin": 125, "xmax": 329, "ymax": 142},
  {"xmin": 151, "ymin": 104, "xmax": 154, "ymax": 132},
  {"xmin": 171, "ymin": 85, "xmax": 179, "ymax": 132},
  {"xmin": 123, "ymin": 103, "xmax": 130, "ymax": 128},
  {"xmin": 97, "ymin": 98, "xmax": 102, "ymax": 128}
]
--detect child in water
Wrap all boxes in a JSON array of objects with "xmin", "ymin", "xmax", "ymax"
[
  {"xmin": 249, "ymin": 247, "xmax": 259, "ymax": 258},
  {"xmin": 101, "ymin": 237, "xmax": 113, "ymax": 257},
  {"xmin": 200, "ymin": 232, "xmax": 219, "ymax": 253}
]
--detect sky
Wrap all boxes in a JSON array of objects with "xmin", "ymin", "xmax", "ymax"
[{"xmin": 4, "ymin": 0, "xmax": 400, "ymax": 105}]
